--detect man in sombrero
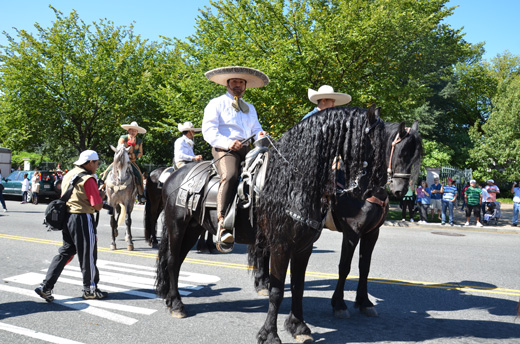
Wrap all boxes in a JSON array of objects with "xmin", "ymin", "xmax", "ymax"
[
  {"xmin": 174, "ymin": 121, "xmax": 203, "ymax": 169},
  {"xmin": 101, "ymin": 121, "xmax": 147, "ymax": 203},
  {"xmin": 202, "ymin": 66, "xmax": 269, "ymax": 253},
  {"xmin": 302, "ymin": 85, "xmax": 351, "ymax": 120}
]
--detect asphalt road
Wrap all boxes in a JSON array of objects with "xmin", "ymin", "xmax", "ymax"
[{"xmin": 1, "ymin": 199, "xmax": 519, "ymax": 344}]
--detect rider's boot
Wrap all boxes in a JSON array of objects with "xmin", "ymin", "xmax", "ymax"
[{"xmin": 216, "ymin": 218, "xmax": 234, "ymax": 253}]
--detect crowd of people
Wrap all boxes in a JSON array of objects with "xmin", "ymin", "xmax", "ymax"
[{"xmin": 399, "ymin": 177, "xmax": 518, "ymax": 227}]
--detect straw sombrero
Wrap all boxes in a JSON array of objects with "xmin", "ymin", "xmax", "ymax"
[
  {"xmin": 308, "ymin": 85, "xmax": 351, "ymax": 105},
  {"xmin": 178, "ymin": 121, "xmax": 201, "ymax": 132},
  {"xmin": 205, "ymin": 66, "xmax": 269, "ymax": 88},
  {"xmin": 121, "ymin": 121, "xmax": 147, "ymax": 134}
]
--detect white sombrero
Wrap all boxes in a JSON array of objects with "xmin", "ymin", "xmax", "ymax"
[
  {"xmin": 121, "ymin": 121, "xmax": 147, "ymax": 134},
  {"xmin": 178, "ymin": 121, "xmax": 201, "ymax": 132},
  {"xmin": 205, "ymin": 66, "xmax": 269, "ymax": 88},
  {"xmin": 308, "ymin": 85, "xmax": 352, "ymax": 105}
]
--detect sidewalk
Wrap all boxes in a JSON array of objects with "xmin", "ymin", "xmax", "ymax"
[{"xmin": 385, "ymin": 202, "xmax": 520, "ymax": 233}]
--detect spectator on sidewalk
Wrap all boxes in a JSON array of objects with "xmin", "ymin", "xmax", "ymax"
[
  {"xmin": 511, "ymin": 181, "xmax": 520, "ymax": 227},
  {"xmin": 464, "ymin": 180, "xmax": 483, "ymax": 227},
  {"xmin": 460, "ymin": 182, "xmax": 470, "ymax": 211},
  {"xmin": 416, "ymin": 180, "xmax": 431, "ymax": 224},
  {"xmin": 430, "ymin": 177, "xmax": 442, "ymax": 220},
  {"xmin": 21, "ymin": 173, "xmax": 29, "ymax": 204},
  {"xmin": 441, "ymin": 178, "xmax": 458, "ymax": 226},
  {"xmin": 401, "ymin": 180, "xmax": 415, "ymax": 222}
]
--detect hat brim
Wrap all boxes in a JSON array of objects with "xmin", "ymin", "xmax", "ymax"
[
  {"xmin": 121, "ymin": 125, "xmax": 147, "ymax": 134},
  {"xmin": 205, "ymin": 66, "xmax": 269, "ymax": 88},
  {"xmin": 308, "ymin": 91, "xmax": 352, "ymax": 105}
]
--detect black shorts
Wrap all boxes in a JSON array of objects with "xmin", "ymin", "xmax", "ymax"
[{"xmin": 465, "ymin": 204, "xmax": 481, "ymax": 218}]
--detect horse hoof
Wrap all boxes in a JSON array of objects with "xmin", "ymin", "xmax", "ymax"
[
  {"xmin": 257, "ymin": 288, "xmax": 269, "ymax": 297},
  {"xmin": 295, "ymin": 334, "xmax": 313, "ymax": 343},
  {"xmin": 333, "ymin": 308, "xmax": 351, "ymax": 319},
  {"xmin": 360, "ymin": 307, "xmax": 378, "ymax": 317},
  {"xmin": 127, "ymin": 244, "xmax": 134, "ymax": 251},
  {"xmin": 110, "ymin": 244, "xmax": 116, "ymax": 250},
  {"xmin": 171, "ymin": 309, "xmax": 187, "ymax": 319}
]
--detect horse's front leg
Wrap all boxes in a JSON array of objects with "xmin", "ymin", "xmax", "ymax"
[
  {"xmin": 285, "ymin": 245, "xmax": 313, "ymax": 342},
  {"xmin": 257, "ymin": 247, "xmax": 290, "ymax": 344},
  {"xmin": 355, "ymin": 227, "xmax": 380, "ymax": 317},
  {"xmin": 331, "ymin": 229, "xmax": 359, "ymax": 318},
  {"xmin": 125, "ymin": 203, "xmax": 134, "ymax": 251}
]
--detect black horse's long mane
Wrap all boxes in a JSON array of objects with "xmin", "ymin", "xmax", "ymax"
[{"xmin": 257, "ymin": 106, "xmax": 386, "ymax": 249}]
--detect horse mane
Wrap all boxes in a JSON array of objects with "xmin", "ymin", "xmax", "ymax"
[{"xmin": 257, "ymin": 107, "xmax": 386, "ymax": 250}]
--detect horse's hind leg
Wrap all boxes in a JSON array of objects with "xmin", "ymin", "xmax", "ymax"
[
  {"xmin": 125, "ymin": 204, "xmax": 134, "ymax": 251},
  {"xmin": 331, "ymin": 229, "xmax": 359, "ymax": 318},
  {"xmin": 355, "ymin": 228, "xmax": 379, "ymax": 317}
]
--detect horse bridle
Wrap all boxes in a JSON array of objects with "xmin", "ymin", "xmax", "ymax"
[{"xmin": 387, "ymin": 127, "xmax": 411, "ymax": 183}]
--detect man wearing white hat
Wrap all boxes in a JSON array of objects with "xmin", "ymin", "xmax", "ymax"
[
  {"xmin": 302, "ymin": 85, "xmax": 352, "ymax": 120},
  {"xmin": 202, "ymin": 66, "xmax": 269, "ymax": 252},
  {"xmin": 35, "ymin": 150, "xmax": 108, "ymax": 302},
  {"xmin": 101, "ymin": 121, "xmax": 147, "ymax": 202},
  {"xmin": 174, "ymin": 121, "xmax": 203, "ymax": 169}
]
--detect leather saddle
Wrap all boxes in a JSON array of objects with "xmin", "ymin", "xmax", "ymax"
[{"xmin": 175, "ymin": 138, "xmax": 270, "ymax": 242}]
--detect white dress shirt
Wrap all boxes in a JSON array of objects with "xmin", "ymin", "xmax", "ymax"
[
  {"xmin": 174, "ymin": 135, "xmax": 197, "ymax": 163},
  {"xmin": 202, "ymin": 92, "xmax": 264, "ymax": 150}
]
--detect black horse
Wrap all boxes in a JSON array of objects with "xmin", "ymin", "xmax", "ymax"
[
  {"xmin": 329, "ymin": 120, "xmax": 421, "ymax": 319},
  {"xmin": 248, "ymin": 107, "xmax": 421, "ymax": 343}
]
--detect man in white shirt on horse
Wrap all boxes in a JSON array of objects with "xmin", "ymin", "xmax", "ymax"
[
  {"xmin": 174, "ymin": 121, "xmax": 203, "ymax": 169},
  {"xmin": 202, "ymin": 66, "xmax": 269, "ymax": 253}
]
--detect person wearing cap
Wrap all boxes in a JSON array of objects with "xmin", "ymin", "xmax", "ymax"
[
  {"xmin": 202, "ymin": 66, "xmax": 269, "ymax": 252},
  {"xmin": 101, "ymin": 121, "xmax": 147, "ymax": 202},
  {"xmin": 174, "ymin": 121, "xmax": 203, "ymax": 169},
  {"xmin": 302, "ymin": 85, "xmax": 351, "ymax": 120},
  {"xmin": 464, "ymin": 179, "xmax": 483, "ymax": 227},
  {"xmin": 35, "ymin": 150, "xmax": 108, "ymax": 302},
  {"xmin": 440, "ymin": 178, "xmax": 458, "ymax": 225},
  {"xmin": 511, "ymin": 181, "xmax": 520, "ymax": 226}
]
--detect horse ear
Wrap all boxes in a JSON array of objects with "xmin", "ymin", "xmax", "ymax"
[
  {"xmin": 110, "ymin": 145, "xmax": 117, "ymax": 152},
  {"xmin": 398, "ymin": 121, "xmax": 407, "ymax": 137},
  {"xmin": 412, "ymin": 120, "xmax": 419, "ymax": 132},
  {"xmin": 367, "ymin": 104, "xmax": 378, "ymax": 124}
]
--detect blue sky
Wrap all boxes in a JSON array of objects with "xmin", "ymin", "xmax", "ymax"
[{"xmin": 1, "ymin": 0, "xmax": 518, "ymax": 61}]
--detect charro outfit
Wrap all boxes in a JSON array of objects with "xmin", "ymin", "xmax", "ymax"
[
  {"xmin": 202, "ymin": 66, "xmax": 269, "ymax": 253},
  {"xmin": 39, "ymin": 165, "xmax": 103, "ymax": 295}
]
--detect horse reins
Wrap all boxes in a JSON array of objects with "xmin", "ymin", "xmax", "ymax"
[{"xmin": 387, "ymin": 128, "xmax": 411, "ymax": 183}]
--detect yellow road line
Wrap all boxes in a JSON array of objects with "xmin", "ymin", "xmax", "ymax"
[{"xmin": 2, "ymin": 233, "xmax": 519, "ymax": 296}]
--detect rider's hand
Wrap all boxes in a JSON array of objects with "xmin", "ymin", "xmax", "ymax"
[{"xmin": 228, "ymin": 140, "xmax": 243, "ymax": 151}]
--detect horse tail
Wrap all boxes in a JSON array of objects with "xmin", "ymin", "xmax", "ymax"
[
  {"xmin": 155, "ymin": 221, "xmax": 170, "ymax": 299},
  {"xmin": 118, "ymin": 204, "xmax": 126, "ymax": 227}
]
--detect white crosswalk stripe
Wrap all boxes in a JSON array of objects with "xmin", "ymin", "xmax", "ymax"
[{"xmin": 1, "ymin": 259, "xmax": 220, "ymax": 329}]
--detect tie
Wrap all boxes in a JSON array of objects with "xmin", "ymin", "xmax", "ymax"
[{"xmin": 232, "ymin": 96, "xmax": 249, "ymax": 113}]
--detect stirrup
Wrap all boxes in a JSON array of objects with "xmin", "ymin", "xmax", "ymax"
[{"xmin": 216, "ymin": 220, "xmax": 234, "ymax": 253}]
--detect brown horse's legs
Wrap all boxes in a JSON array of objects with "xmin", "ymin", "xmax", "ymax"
[{"xmin": 257, "ymin": 248, "xmax": 290, "ymax": 344}]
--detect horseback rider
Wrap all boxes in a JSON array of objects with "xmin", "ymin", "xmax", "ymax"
[
  {"xmin": 174, "ymin": 121, "xmax": 203, "ymax": 169},
  {"xmin": 302, "ymin": 85, "xmax": 351, "ymax": 120},
  {"xmin": 101, "ymin": 121, "xmax": 147, "ymax": 202},
  {"xmin": 202, "ymin": 66, "xmax": 269, "ymax": 253}
]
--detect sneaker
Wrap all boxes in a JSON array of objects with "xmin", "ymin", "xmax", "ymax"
[
  {"xmin": 464, "ymin": 222, "xmax": 469, "ymax": 226},
  {"xmin": 409, "ymin": 218, "xmax": 414, "ymax": 222},
  {"xmin": 34, "ymin": 284, "xmax": 54, "ymax": 302},
  {"xmin": 476, "ymin": 222, "xmax": 483, "ymax": 227},
  {"xmin": 82, "ymin": 289, "xmax": 108, "ymax": 300}
]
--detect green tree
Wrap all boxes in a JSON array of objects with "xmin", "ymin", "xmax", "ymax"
[{"xmin": 0, "ymin": 7, "xmax": 166, "ymax": 163}]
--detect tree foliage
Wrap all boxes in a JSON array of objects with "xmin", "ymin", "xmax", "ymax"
[{"xmin": 0, "ymin": 7, "xmax": 168, "ymax": 164}]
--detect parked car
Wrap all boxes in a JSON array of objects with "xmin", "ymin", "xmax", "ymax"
[{"xmin": 1, "ymin": 170, "xmax": 62, "ymax": 200}]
